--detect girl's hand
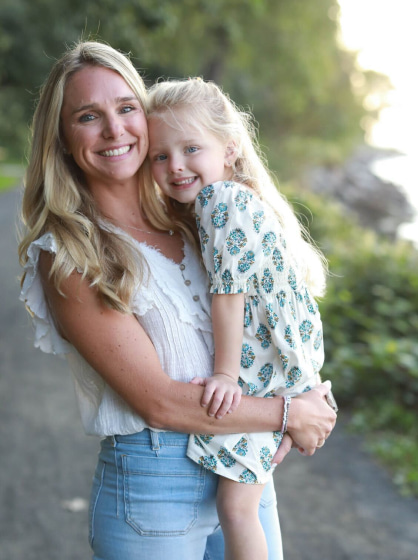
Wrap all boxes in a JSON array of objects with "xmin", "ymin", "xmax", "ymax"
[
  {"xmin": 190, "ymin": 374, "xmax": 242, "ymax": 419},
  {"xmin": 271, "ymin": 433, "xmax": 294, "ymax": 465}
]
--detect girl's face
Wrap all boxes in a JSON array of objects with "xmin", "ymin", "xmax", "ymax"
[
  {"xmin": 61, "ymin": 65, "xmax": 149, "ymax": 192},
  {"xmin": 148, "ymin": 108, "xmax": 234, "ymax": 204}
]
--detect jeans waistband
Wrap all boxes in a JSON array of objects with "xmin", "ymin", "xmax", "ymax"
[{"xmin": 107, "ymin": 429, "xmax": 190, "ymax": 449}]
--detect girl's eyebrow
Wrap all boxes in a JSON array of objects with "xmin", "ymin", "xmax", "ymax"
[{"xmin": 71, "ymin": 96, "xmax": 138, "ymax": 116}]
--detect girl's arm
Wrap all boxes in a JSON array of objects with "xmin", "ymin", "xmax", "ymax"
[
  {"xmin": 39, "ymin": 252, "xmax": 336, "ymax": 453},
  {"xmin": 196, "ymin": 293, "xmax": 245, "ymax": 418}
]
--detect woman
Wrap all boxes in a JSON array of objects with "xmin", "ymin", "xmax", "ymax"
[{"xmin": 19, "ymin": 41, "xmax": 336, "ymax": 560}]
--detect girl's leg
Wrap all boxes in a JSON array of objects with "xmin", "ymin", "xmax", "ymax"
[
  {"xmin": 216, "ymin": 477, "xmax": 268, "ymax": 560},
  {"xmin": 205, "ymin": 478, "xmax": 283, "ymax": 560}
]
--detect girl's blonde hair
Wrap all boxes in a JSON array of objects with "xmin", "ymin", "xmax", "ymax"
[
  {"xmin": 19, "ymin": 41, "xmax": 182, "ymax": 313},
  {"xmin": 147, "ymin": 78, "xmax": 327, "ymax": 296}
]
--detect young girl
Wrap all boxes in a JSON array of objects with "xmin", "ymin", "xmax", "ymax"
[{"xmin": 147, "ymin": 78, "xmax": 329, "ymax": 560}]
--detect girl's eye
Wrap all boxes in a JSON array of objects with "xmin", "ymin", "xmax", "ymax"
[
  {"xmin": 154, "ymin": 154, "xmax": 167, "ymax": 162},
  {"xmin": 186, "ymin": 146, "xmax": 198, "ymax": 154},
  {"xmin": 79, "ymin": 113, "xmax": 96, "ymax": 123}
]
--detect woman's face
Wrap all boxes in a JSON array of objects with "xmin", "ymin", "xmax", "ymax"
[{"xmin": 61, "ymin": 65, "xmax": 148, "ymax": 190}]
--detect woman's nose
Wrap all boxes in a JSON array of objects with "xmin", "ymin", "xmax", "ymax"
[{"xmin": 103, "ymin": 115, "xmax": 124, "ymax": 139}]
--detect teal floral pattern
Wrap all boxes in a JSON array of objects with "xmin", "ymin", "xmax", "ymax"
[
  {"xmin": 257, "ymin": 363, "xmax": 273, "ymax": 387},
  {"xmin": 261, "ymin": 268, "xmax": 274, "ymax": 293},
  {"xmin": 252, "ymin": 210, "xmax": 265, "ymax": 233},
  {"xmin": 238, "ymin": 250, "xmax": 255, "ymax": 273},
  {"xmin": 233, "ymin": 436, "xmax": 249, "ymax": 456},
  {"xmin": 218, "ymin": 447, "xmax": 237, "ymax": 468},
  {"xmin": 235, "ymin": 189, "xmax": 253, "ymax": 211},
  {"xmin": 197, "ymin": 184, "xmax": 215, "ymax": 207},
  {"xmin": 226, "ymin": 228, "xmax": 247, "ymax": 255},
  {"xmin": 260, "ymin": 446, "xmax": 273, "ymax": 472},
  {"xmin": 198, "ymin": 455, "xmax": 217, "ymax": 473},
  {"xmin": 241, "ymin": 343, "xmax": 255, "ymax": 369},
  {"xmin": 188, "ymin": 181, "xmax": 324, "ymax": 485},
  {"xmin": 239, "ymin": 469, "xmax": 258, "ymax": 484},
  {"xmin": 244, "ymin": 302, "xmax": 253, "ymax": 327},
  {"xmin": 211, "ymin": 202, "xmax": 229, "ymax": 229},
  {"xmin": 265, "ymin": 303, "xmax": 279, "ymax": 329},
  {"xmin": 213, "ymin": 247, "xmax": 222, "ymax": 273}
]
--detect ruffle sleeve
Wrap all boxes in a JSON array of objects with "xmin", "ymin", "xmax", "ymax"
[
  {"xmin": 19, "ymin": 233, "xmax": 72, "ymax": 355},
  {"xmin": 195, "ymin": 181, "xmax": 285, "ymax": 295}
]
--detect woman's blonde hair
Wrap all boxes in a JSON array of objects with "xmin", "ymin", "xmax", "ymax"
[
  {"xmin": 19, "ymin": 41, "xmax": 180, "ymax": 313},
  {"xmin": 147, "ymin": 78, "xmax": 327, "ymax": 296}
]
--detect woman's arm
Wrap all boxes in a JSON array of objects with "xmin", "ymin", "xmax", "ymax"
[{"xmin": 40, "ymin": 252, "xmax": 336, "ymax": 452}]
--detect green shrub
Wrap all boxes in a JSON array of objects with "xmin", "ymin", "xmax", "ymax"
[{"xmin": 284, "ymin": 184, "xmax": 418, "ymax": 495}]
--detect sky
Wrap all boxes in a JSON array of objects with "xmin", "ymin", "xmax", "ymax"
[{"xmin": 337, "ymin": 0, "xmax": 417, "ymax": 155}]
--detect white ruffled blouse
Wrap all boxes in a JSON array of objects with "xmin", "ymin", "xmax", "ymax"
[{"xmin": 19, "ymin": 230, "xmax": 214, "ymax": 436}]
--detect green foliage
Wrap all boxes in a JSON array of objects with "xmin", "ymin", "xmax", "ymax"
[
  {"xmin": 0, "ymin": 0, "xmax": 389, "ymax": 172},
  {"xmin": 284, "ymin": 184, "xmax": 418, "ymax": 495},
  {"xmin": 0, "ymin": 176, "xmax": 17, "ymax": 191}
]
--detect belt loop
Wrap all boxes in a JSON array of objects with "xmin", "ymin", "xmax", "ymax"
[{"xmin": 150, "ymin": 430, "xmax": 160, "ymax": 453}]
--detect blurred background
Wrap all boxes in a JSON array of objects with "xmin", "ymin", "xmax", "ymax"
[{"xmin": 1, "ymin": 0, "xmax": 417, "ymax": 540}]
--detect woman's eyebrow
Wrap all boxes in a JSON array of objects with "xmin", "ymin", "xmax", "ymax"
[{"xmin": 71, "ymin": 96, "xmax": 139, "ymax": 115}]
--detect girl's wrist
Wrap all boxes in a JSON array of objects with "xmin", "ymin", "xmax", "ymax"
[{"xmin": 213, "ymin": 371, "xmax": 238, "ymax": 382}]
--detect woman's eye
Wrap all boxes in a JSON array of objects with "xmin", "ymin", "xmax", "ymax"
[
  {"xmin": 120, "ymin": 105, "xmax": 134, "ymax": 114},
  {"xmin": 186, "ymin": 146, "xmax": 198, "ymax": 154},
  {"xmin": 79, "ymin": 113, "xmax": 96, "ymax": 123}
]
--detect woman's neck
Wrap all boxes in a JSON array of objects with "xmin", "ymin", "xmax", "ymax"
[{"xmin": 89, "ymin": 179, "xmax": 144, "ymax": 227}]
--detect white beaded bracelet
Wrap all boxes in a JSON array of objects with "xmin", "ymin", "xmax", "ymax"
[{"xmin": 280, "ymin": 395, "xmax": 292, "ymax": 434}]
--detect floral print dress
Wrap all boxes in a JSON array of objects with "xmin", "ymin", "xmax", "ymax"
[{"xmin": 186, "ymin": 181, "xmax": 324, "ymax": 484}]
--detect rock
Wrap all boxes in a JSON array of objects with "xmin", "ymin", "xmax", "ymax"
[{"xmin": 304, "ymin": 145, "xmax": 415, "ymax": 240}]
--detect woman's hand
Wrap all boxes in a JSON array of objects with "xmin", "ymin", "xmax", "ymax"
[
  {"xmin": 272, "ymin": 381, "xmax": 337, "ymax": 464},
  {"xmin": 286, "ymin": 381, "xmax": 336, "ymax": 456}
]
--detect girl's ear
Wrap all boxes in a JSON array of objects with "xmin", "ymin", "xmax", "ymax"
[{"xmin": 224, "ymin": 141, "xmax": 238, "ymax": 167}]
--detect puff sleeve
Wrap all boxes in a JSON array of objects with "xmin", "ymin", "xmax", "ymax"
[
  {"xmin": 19, "ymin": 233, "xmax": 72, "ymax": 355},
  {"xmin": 195, "ymin": 181, "xmax": 286, "ymax": 295}
]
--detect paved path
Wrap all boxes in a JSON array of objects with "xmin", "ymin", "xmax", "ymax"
[{"xmin": 1, "ymin": 187, "xmax": 417, "ymax": 559}]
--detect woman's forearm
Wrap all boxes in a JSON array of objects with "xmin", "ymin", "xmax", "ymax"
[{"xmin": 147, "ymin": 378, "xmax": 283, "ymax": 434}]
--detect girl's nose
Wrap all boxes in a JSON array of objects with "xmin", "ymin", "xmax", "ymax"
[{"xmin": 168, "ymin": 156, "xmax": 184, "ymax": 173}]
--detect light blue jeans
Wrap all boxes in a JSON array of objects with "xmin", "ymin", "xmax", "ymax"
[{"xmin": 89, "ymin": 430, "xmax": 283, "ymax": 559}]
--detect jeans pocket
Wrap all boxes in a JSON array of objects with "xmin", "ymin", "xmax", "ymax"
[{"xmin": 122, "ymin": 454, "xmax": 204, "ymax": 536}]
